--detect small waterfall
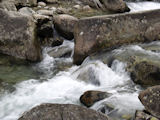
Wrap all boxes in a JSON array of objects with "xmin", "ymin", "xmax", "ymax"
[{"xmin": 0, "ymin": 1, "xmax": 160, "ymax": 120}]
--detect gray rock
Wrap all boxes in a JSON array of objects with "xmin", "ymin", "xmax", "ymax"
[
  {"xmin": 139, "ymin": 85, "xmax": 160, "ymax": 118},
  {"xmin": 0, "ymin": 9, "xmax": 42, "ymax": 62},
  {"xmin": 53, "ymin": 14, "xmax": 78, "ymax": 40},
  {"xmin": 73, "ymin": 9, "xmax": 160, "ymax": 65},
  {"xmin": 19, "ymin": 7, "xmax": 35, "ymax": 16},
  {"xmin": 18, "ymin": 103, "xmax": 111, "ymax": 120},
  {"xmin": 0, "ymin": 1, "xmax": 17, "ymax": 11}
]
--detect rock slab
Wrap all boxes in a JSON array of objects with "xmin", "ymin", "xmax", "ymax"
[{"xmin": 73, "ymin": 9, "xmax": 160, "ymax": 64}]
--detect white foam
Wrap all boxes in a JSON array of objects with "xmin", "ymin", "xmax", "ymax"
[{"xmin": 128, "ymin": 1, "xmax": 160, "ymax": 12}]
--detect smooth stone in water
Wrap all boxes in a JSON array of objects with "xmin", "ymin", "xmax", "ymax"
[{"xmin": 80, "ymin": 90, "xmax": 111, "ymax": 107}]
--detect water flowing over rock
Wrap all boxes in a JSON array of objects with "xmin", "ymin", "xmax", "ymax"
[
  {"xmin": 53, "ymin": 14, "xmax": 78, "ymax": 40},
  {"xmin": 85, "ymin": 43, "xmax": 160, "ymax": 86},
  {"xmin": 139, "ymin": 85, "xmax": 160, "ymax": 118},
  {"xmin": 0, "ymin": 9, "xmax": 42, "ymax": 62},
  {"xmin": 18, "ymin": 104, "xmax": 111, "ymax": 120},
  {"xmin": 73, "ymin": 9, "xmax": 160, "ymax": 65},
  {"xmin": 80, "ymin": 90, "xmax": 111, "ymax": 107}
]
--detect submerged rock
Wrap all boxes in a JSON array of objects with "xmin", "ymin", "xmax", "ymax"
[
  {"xmin": 80, "ymin": 90, "xmax": 111, "ymax": 107},
  {"xmin": 77, "ymin": 66, "xmax": 100, "ymax": 85},
  {"xmin": 139, "ymin": 85, "xmax": 160, "ymax": 118},
  {"xmin": 0, "ymin": 9, "xmax": 42, "ymax": 62},
  {"xmin": 73, "ymin": 9, "xmax": 160, "ymax": 65},
  {"xmin": 18, "ymin": 103, "xmax": 110, "ymax": 120},
  {"xmin": 134, "ymin": 110, "xmax": 159, "ymax": 120},
  {"xmin": 53, "ymin": 14, "xmax": 78, "ymax": 40}
]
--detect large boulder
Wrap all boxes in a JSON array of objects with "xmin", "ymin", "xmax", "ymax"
[
  {"xmin": 73, "ymin": 9, "xmax": 160, "ymax": 65},
  {"xmin": 18, "ymin": 103, "xmax": 110, "ymax": 120},
  {"xmin": 53, "ymin": 14, "xmax": 78, "ymax": 40},
  {"xmin": 128, "ymin": 60, "xmax": 160, "ymax": 86},
  {"xmin": 0, "ymin": 9, "xmax": 42, "ymax": 62},
  {"xmin": 139, "ymin": 85, "xmax": 160, "ymax": 118},
  {"xmin": 80, "ymin": 90, "xmax": 111, "ymax": 107},
  {"xmin": 80, "ymin": 0, "xmax": 130, "ymax": 13}
]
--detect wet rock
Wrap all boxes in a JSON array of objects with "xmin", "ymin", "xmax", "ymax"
[
  {"xmin": 18, "ymin": 103, "xmax": 110, "ymax": 120},
  {"xmin": 73, "ymin": 9, "xmax": 160, "ymax": 65},
  {"xmin": 129, "ymin": 61, "xmax": 160, "ymax": 86},
  {"xmin": 48, "ymin": 45, "xmax": 73, "ymax": 58},
  {"xmin": 0, "ymin": 9, "xmax": 42, "ymax": 62},
  {"xmin": 80, "ymin": 90, "xmax": 111, "ymax": 107},
  {"xmin": 80, "ymin": 0, "xmax": 130, "ymax": 13},
  {"xmin": 139, "ymin": 85, "xmax": 160, "ymax": 118},
  {"xmin": 134, "ymin": 110, "xmax": 159, "ymax": 120},
  {"xmin": 53, "ymin": 14, "xmax": 78, "ymax": 40}
]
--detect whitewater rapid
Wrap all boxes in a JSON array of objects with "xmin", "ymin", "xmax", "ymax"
[{"xmin": 1, "ymin": 1, "xmax": 160, "ymax": 120}]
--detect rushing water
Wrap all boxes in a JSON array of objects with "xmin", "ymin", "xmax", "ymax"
[{"xmin": 0, "ymin": 1, "xmax": 160, "ymax": 120}]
